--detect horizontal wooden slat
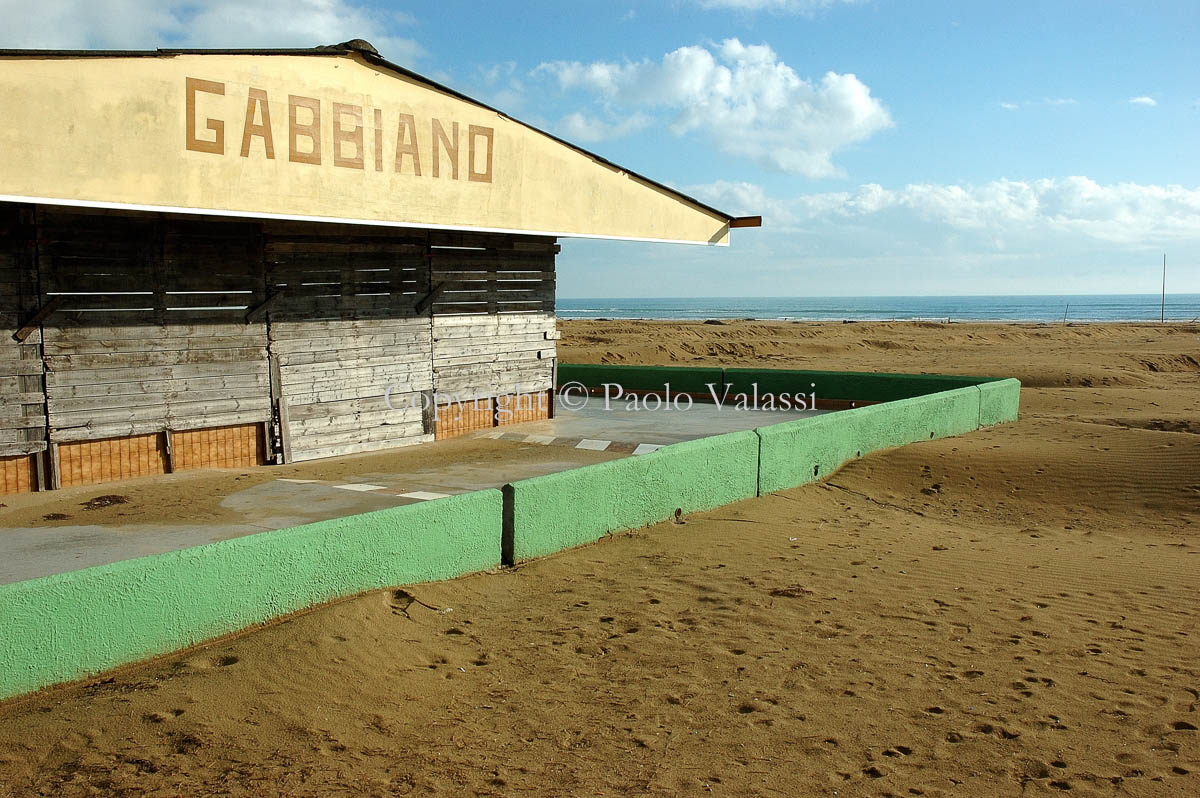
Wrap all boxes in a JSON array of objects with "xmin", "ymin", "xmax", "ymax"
[
  {"xmin": 49, "ymin": 373, "xmax": 268, "ymax": 399},
  {"xmin": 50, "ymin": 322, "xmax": 265, "ymax": 340},
  {"xmin": 49, "ymin": 386, "xmax": 270, "ymax": 414},
  {"xmin": 46, "ymin": 361, "xmax": 266, "ymax": 386},
  {"xmin": 0, "ymin": 359, "xmax": 45, "ymax": 376},
  {"xmin": 269, "ymin": 331, "xmax": 429, "ymax": 356},
  {"xmin": 289, "ymin": 433, "xmax": 432, "ymax": 463},
  {"xmin": 284, "ymin": 381, "xmax": 431, "ymax": 406},
  {"xmin": 0, "ymin": 441, "xmax": 46, "ymax": 458},
  {"xmin": 290, "ymin": 406, "xmax": 423, "ymax": 431},
  {"xmin": 276, "ymin": 345, "xmax": 430, "ymax": 368},
  {"xmin": 46, "ymin": 347, "xmax": 265, "ymax": 370},
  {"xmin": 43, "ymin": 334, "xmax": 266, "ymax": 355},
  {"xmin": 280, "ymin": 363, "xmax": 430, "ymax": 390},
  {"xmin": 50, "ymin": 396, "xmax": 269, "ymax": 426},
  {"xmin": 269, "ymin": 317, "xmax": 430, "ymax": 339}
]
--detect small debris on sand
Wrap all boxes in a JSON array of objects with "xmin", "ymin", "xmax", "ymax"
[{"xmin": 81, "ymin": 495, "xmax": 129, "ymax": 511}]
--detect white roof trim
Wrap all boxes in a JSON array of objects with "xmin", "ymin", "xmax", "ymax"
[{"xmin": 0, "ymin": 194, "xmax": 731, "ymax": 247}]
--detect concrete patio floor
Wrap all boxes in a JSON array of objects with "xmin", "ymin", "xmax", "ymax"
[{"xmin": 0, "ymin": 401, "xmax": 824, "ymax": 584}]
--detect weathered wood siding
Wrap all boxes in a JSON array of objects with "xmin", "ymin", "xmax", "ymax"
[
  {"xmin": 0, "ymin": 202, "xmax": 559, "ymax": 484},
  {"xmin": 0, "ymin": 206, "xmax": 47, "ymax": 465},
  {"xmin": 264, "ymin": 223, "xmax": 432, "ymax": 462},
  {"xmin": 429, "ymin": 235, "xmax": 556, "ymax": 437},
  {"xmin": 431, "ymin": 236, "xmax": 556, "ymax": 395},
  {"xmin": 39, "ymin": 210, "xmax": 272, "ymax": 450}
]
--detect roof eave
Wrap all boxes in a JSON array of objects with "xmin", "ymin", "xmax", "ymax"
[{"xmin": 0, "ymin": 43, "xmax": 753, "ymax": 230}]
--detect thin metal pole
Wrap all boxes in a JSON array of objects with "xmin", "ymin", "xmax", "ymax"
[{"xmin": 1161, "ymin": 254, "xmax": 1166, "ymax": 323}]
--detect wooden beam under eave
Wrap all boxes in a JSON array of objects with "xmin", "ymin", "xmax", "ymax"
[
  {"xmin": 729, "ymin": 216, "xmax": 763, "ymax": 229},
  {"xmin": 13, "ymin": 296, "xmax": 64, "ymax": 342}
]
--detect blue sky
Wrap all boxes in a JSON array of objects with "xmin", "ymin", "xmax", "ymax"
[{"xmin": 3, "ymin": 0, "xmax": 1198, "ymax": 296}]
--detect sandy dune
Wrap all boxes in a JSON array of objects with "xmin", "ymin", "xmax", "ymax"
[{"xmin": 0, "ymin": 321, "xmax": 1196, "ymax": 797}]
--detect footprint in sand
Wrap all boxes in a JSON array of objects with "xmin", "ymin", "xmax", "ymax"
[
  {"xmin": 141, "ymin": 710, "xmax": 183, "ymax": 724},
  {"xmin": 882, "ymin": 745, "xmax": 913, "ymax": 757}
]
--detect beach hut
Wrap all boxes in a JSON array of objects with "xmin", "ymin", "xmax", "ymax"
[{"xmin": 0, "ymin": 40, "xmax": 758, "ymax": 492}]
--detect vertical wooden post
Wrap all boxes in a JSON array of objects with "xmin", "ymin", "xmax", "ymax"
[
  {"xmin": 32, "ymin": 448, "xmax": 46, "ymax": 492},
  {"xmin": 45, "ymin": 442, "xmax": 61, "ymax": 491},
  {"xmin": 420, "ymin": 389, "xmax": 435, "ymax": 436},
  {"xmin": 163, "ymin": 429, "xmax": 175, "ymax": 474},
  {"xmin": 268, "ymin": 354, "xmax": 291, "ymax": 464},
  {"xmin": 29, "ymin": 206, "xmax": 57, "ymax": 491},
  {"xmin": 277, "ymin": 397, "xmax": 292, "ymax": 464}
]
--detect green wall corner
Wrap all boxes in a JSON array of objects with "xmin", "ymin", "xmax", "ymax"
[
  {"xmin": 977, "ymin": 377, "xmax": 1022, "ymax": 427},
  {"xmin": 0, "ymin": 489, "xmax": 502, "ymax": 701}
]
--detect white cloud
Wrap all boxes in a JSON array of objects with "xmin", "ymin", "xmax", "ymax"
[
  {"xmin": 999, "ymin": 102, "xmax": 1019, "ymax": 111},
  {"xmin": 0, "ymin": 0, "xmax": 423, "ymax": 64},
  {"xmin": 1129, "ymin": 96, "xmax": 1157, "ymax": 106},
  {"xmin": 696, "ymin": 0, "xmax": 861, "ymax": 13},
  {"xmin": 688, "ymin": 177, "xmax": 1200, "ymax": 246},
  {"xmin": 558, "ymin": 111, "xmax": 652, "ymax": 143},
  {"xmin": 536, "ymin": 39, "xmax": 892, "ymax": 177}
]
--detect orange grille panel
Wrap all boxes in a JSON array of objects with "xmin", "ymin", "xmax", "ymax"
[{"xmin": 0, "ymin": 453, "xmax": 37, "ymax": 495}]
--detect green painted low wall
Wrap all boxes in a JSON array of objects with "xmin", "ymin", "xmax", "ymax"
[
  {"xmin": 504, "ymin": 430, "xmax": 760, "ymax": 562},
  {"xmin": 723, "ymin": 367, "xmax": 997, "ymax": 403},
  {"xmin": 0, "ymin": 365, "xmax": 1021, "ymax": 703},
  {"xmin": 556, "ymin": 364, "xmax": 1007, "ymax": 405},
  {"xmin": 557, "ymin": 363, "xmax": 724, "ymax": 395},
  {"xmin": 756, "ymin": 385, "xmax": 983, "ymax": 495},
  {"xmin": 978, "ymin": 377, "xmax": 1022, "ymax": 427},
  {"xmin": 0, "ymin": 490, "xmax": 502, "ymax": 701}
]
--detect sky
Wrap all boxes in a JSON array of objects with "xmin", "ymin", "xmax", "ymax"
[{"xmin": 2, "ymin": 0, "xmax": 1198, "ymax": 297}]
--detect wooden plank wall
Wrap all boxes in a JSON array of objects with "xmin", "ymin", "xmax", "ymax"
[
  {"xmin": 0, "ymin": 203, "xmax": 561, "ymax": 486},
  {"xmin": 58, "ymin": 433, "xmax": 167, "ymax": 488},
  {"xmin": 430, "ymin": 234, "xmax": 557, "ymax": 424},
  {"xmin": 496, "ymin": 390, "xmax": 554, "ymax": 426},
  {"xmin": 0, "ymin": 205, "xmax": 48, "ymax": 467},
  {"xmin": 0, "ymin": 454, "xmax": 37, "ymax": 495},
  {"xmin": 264, "ymin": 222, "xmax": 432, "ymax": 463},
  {"xmin": 433, "ymin": 397, "xmax": 495, "ymax": 441},
  {"xmin": 39, "ymin": 210, "xmax": 271, "ymax": 457},
  {"xmin": 173, "ymin": 423, "xmax": 265, "ymax": 470}
]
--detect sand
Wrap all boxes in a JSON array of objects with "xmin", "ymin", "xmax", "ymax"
[
  {"xmin": 0, "ymin": 436, "xmax": 622, "ymax": 531},
  {"xmin": 0, "ymin": 320, "xmax": 1197, "ymax": 797}
]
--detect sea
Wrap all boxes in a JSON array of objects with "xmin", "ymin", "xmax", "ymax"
[{"xmin": 557, "ymin": 295, "xmax": 1200, "ymax": 323}]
